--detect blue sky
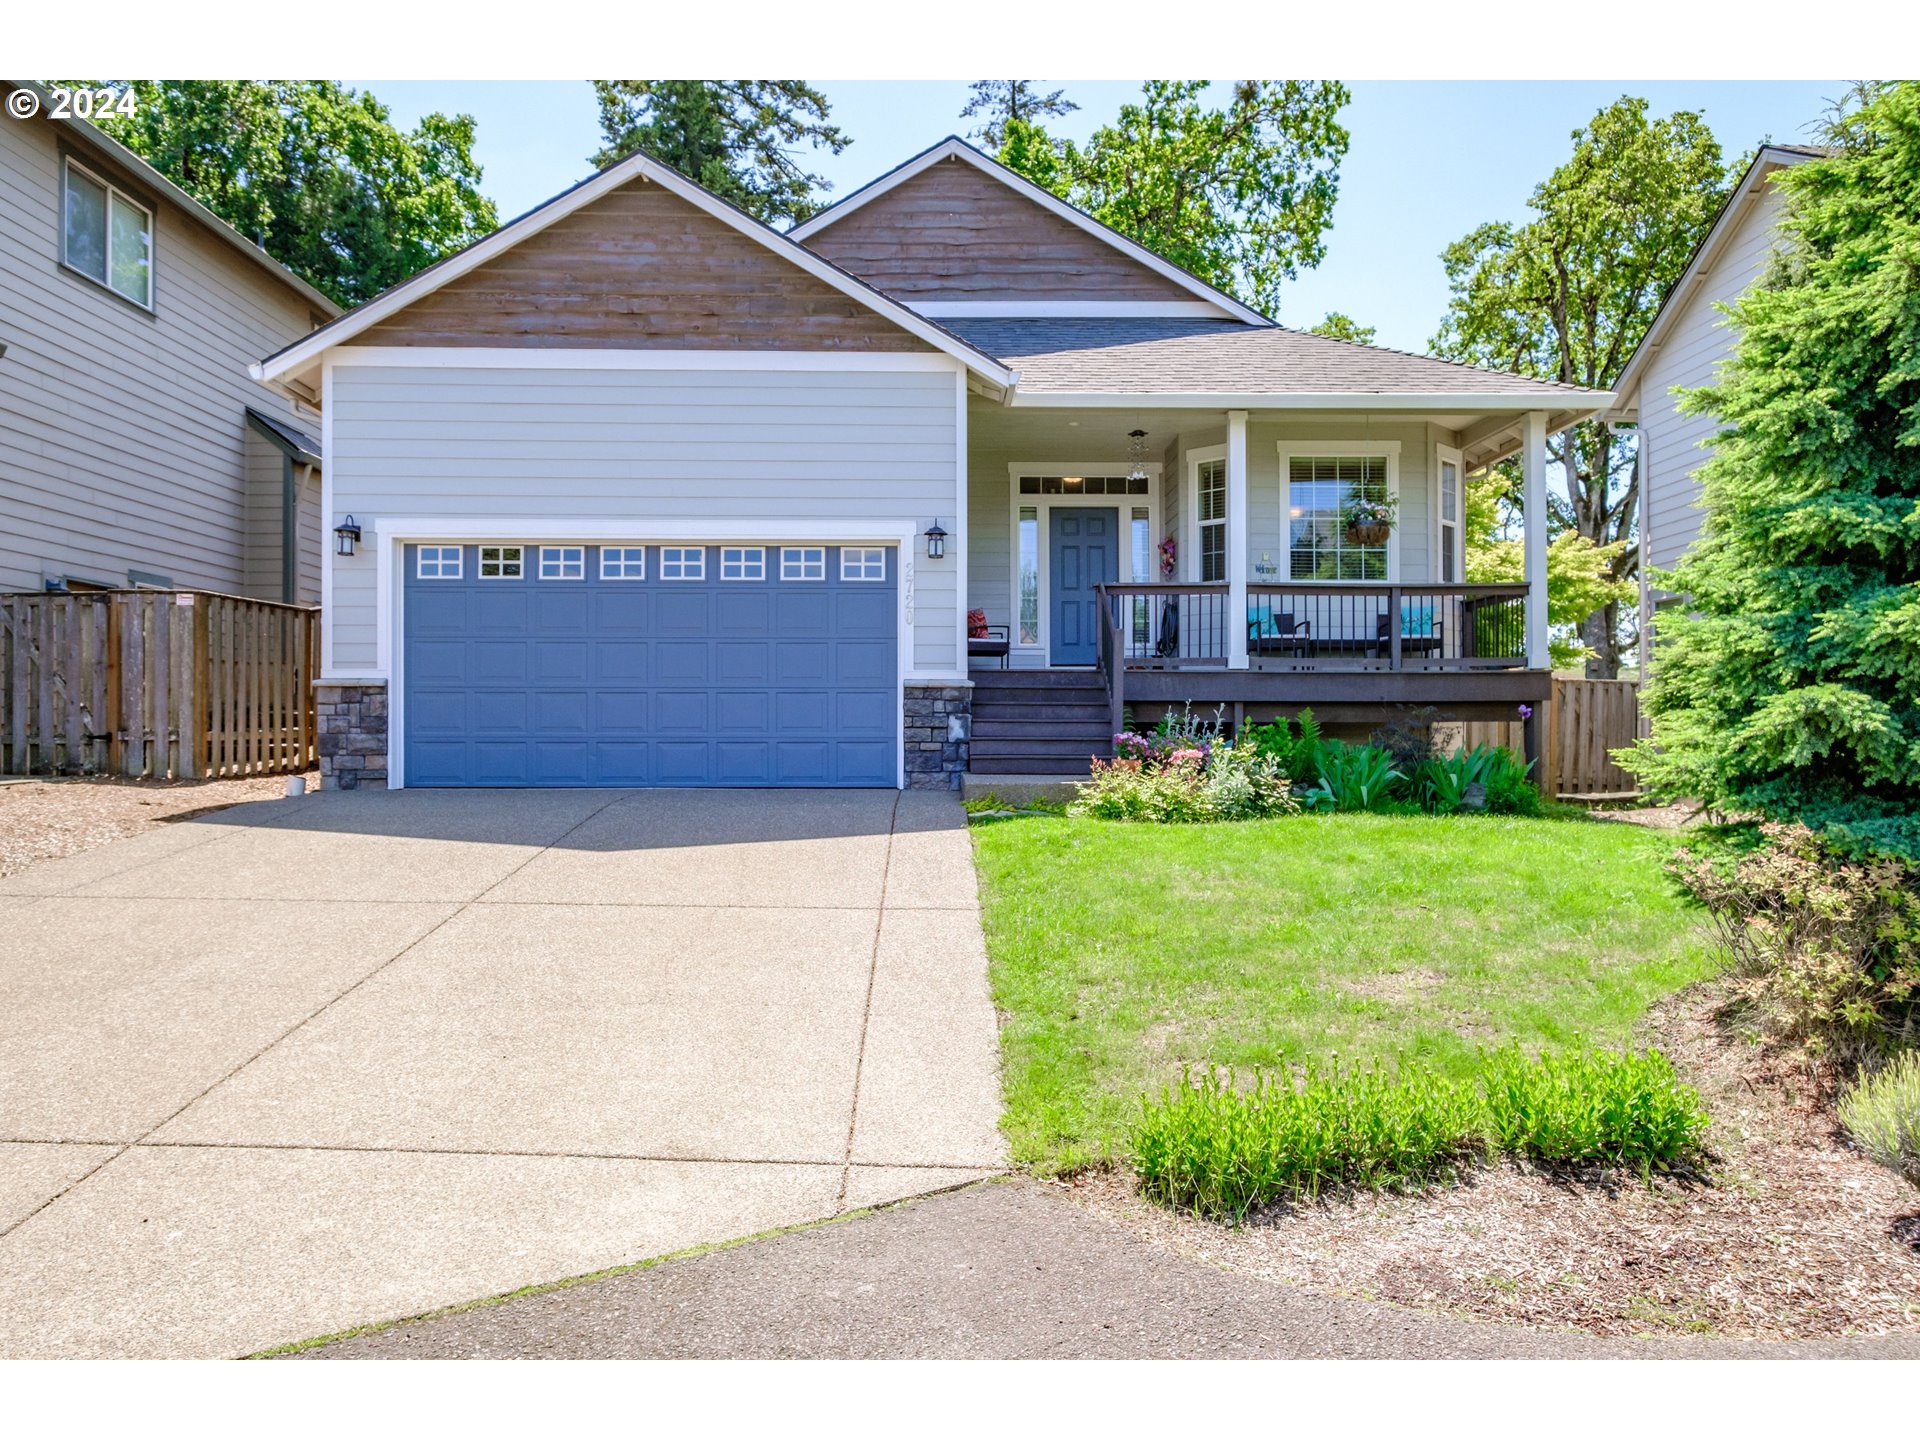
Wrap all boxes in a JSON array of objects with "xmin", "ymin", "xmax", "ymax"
[{"xmin": 356, "ymin": 80, "xmax": 1843, "ymax": 354}]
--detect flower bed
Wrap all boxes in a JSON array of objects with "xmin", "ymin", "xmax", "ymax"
[{"xmin": 1072, "ymin": 705, "xmax": 1542, "ymax": 822}]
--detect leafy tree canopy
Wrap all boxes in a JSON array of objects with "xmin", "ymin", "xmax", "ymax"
[
  {"xmin": 591, "ymin": 80, "xmax": 847, "ymax": 227},
  {"xmin": 960, "ymin": 81, "xmax": 1077, "ymax": 150},
  {"xmin": 997, "ymin": 80, "xmax": 1350, "ymax": 314},
  {"xmin": 1621, "ymin": 81, "xmax": 1920, "ymax": 859},
  {"xmin": 1463, "ymin": 473, "xmax": 1636, "ymax": 669},
  {"xmin": 74, "ymin": 80, "xmax": 498, "ymax": 309},
  {"xmin": 1308, "ymin": 311, "xmax": 1375, "ymax": 344},
  {"xmin": 1433, "ymin": 97, "xmax": 1731, "ymax": 675}
]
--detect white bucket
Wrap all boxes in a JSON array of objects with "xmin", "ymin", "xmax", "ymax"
[{"xmin": 286, "ymin": 776, "xmax": 307, "ymax": 798}]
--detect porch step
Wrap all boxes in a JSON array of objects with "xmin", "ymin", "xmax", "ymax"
[
  {"xmin": 970, "ymin": 702, "xmax": 1110, "ymax": 725},
  {"xmin": 970, "ymin": 668, "xmax": 1104, "ymax": 689},
  {"xmin": 970, "ymin": 756, "xmax": 1102, "ymax": 776},
  {"xmin": 972, "ymin": 717, "xmax": 1113, "ymax": 740},
  {"xmin": 969, "ymin": 736, "xmax": 1113, "ymax": 760},
  {"xmin": 971, "ymin": 692, "xmax": 1108, "ymax": 714}
]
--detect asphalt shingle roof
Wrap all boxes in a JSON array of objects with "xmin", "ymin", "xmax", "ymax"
[{"xmin": 943, "ymin": 319, "xmax": 1603, "ymax": 398}]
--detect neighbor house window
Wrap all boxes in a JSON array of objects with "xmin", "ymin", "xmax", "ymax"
[
  {"xmin": 660, "ymin": 546, "xmax": 704, "ymax": 580},
  {"xmin": 720, "ymin": 546, "xmax": 765, "ymax": 581},
  {"xmin": 1288, "ymin": 455, "xmax": 1390, "ymax": 581},
  {"xmin": 417, "ymin": 545, "xmax": 461, "ymax": 579},
  {"xmin": 781, "ymin": 547, "xmax": 825, "ymax": 581},
  {"xmin": 478, "ymin": 545, "xmax": 523, "ymax": 578},
  {"xmin": 600, "ymin": 546, "xmax": 646, "ymax": 580},
  {"xmin": 1017, "ymin": 507, "xmax": 1039, "ymax": 645},
  {"xmin": 1196, "ymin": 457, "xmax": 1226, "ymax": 582},
  {"xmin": 64, "ymin": 159, "xmax": 151, "ymax": 308},
  {"xmin": 841, "ymin": 547, "xmax": 886, "ymax": 581},
  {"xmin": 539, "ymin": 545, "xmax": 584, "ymax": 580}
]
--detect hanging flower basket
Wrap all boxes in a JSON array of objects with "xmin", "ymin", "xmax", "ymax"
[{"xmin": 1340, "ymin": 494, "xmax": 1398, "ymax": 548}]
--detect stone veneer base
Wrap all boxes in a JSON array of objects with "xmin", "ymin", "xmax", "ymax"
[
  {"xmin": 903, "ymin": 681, "xmax": 972, "ymax": 791},
  {"xmin": 315, "ymin": 680, "xmax": 390, "ymax": 790}
]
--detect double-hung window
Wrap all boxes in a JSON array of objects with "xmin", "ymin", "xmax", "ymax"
[
  {"xmin": 1196, "ymin": 458, "xmax": 1227, "ymax": 583},
  {"xmin": 64, "ymin": 159, "xmax": 151, "ymax": 308},
  {"xmin": 1437, "ymin": 450, "xmax": 1462, "ymax": 584},
  {"xmin": 1287, "ymin": 454, "xmax": 1392, "ymax": 581}
]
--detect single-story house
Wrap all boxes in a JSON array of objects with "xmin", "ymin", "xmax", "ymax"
[
  {"xmin": 1607, "ymin": 142, "xmax": 1832, "ymax": 656},
  {"xmin": 1, "ymin": 80, "xmax": 338, "ymax": 604},
  {"xmin": 253, "ymin": 136, "xmax": 1612, "ymax": 791}
]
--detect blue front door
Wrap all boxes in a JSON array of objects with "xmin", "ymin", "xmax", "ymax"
[{"xmin": 1049, "ymin": 508, "xmax": 1117, "ymax": 666}]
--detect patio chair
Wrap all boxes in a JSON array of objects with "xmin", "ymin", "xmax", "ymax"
[
  {"xmin": 1248, "ymin": 606, "xmax": 1312, "ymax": 658},
  {"xmin": 968, "ymin": 623, "xmax": 1012, "ymax": 669}
]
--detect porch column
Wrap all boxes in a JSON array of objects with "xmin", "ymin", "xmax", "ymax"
[
  {"xmin": 1227, "ymin": 408, "xmax": 1249, "ymax": 669},
  {"xmin": 1522, "ymin": 410, "xmax": 1549, "ymax": 670}
]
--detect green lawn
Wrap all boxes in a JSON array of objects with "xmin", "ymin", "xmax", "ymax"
[{"xmin": 971, "ymin": 811, "xmax": 1716, "ymax": 1172}]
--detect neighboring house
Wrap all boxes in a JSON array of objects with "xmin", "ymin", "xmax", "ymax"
[
  {"xmin": 0, "ymin": 80, "xmax": 338, "ymax": 603},
  {"xmin": 253, "ymin": 136, "xmax": 1611, "ymax": 792},
  {"xmin": 1608, "ymin": 143, "xmax": 1831, "ymax": 652}
]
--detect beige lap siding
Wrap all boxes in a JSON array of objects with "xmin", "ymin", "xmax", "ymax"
[{"xmin": 323, "ymin": 362, "xmax": 961, "ymax": 675}]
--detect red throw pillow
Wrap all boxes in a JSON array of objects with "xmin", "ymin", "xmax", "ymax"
[{"xmin": 967, "ymin": 608, "xmax": 989, "ymax": 639}]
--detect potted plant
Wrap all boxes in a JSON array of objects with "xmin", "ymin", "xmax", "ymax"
[{"xmin": 1340, "ymin": 493, "xmax": 1398, "ymax": 547}]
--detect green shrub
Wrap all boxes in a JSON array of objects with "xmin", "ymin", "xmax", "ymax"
[
  {"xmin": 1303, "ymin": 739, "xmax": 1403, "ymax": 812},
  {"xmin": 1479, "ymin": 1044, "xmax": 1709, "ymax": 1172},
  {"xmin": 1133, "ymin": 1045, "xmax": 1712, "ymax": 1220},
  {"xmin": 1671, "ymin": 823, "xmax": 1920, "ymax": 1059},
  {"xmin": 1244, "ymin": 709, "xmax": 1324, "ymax": 784},
  {"xmin": 1414, "ymin": 744, "xmax": 1502, "ymax": 814},
  {"xmin": 1071, "ymin": 756, "xmax": 1216, "ymax": 823},
  {"xmin": 1134, "ymin": 1063, "xmax": 1490, "ymax": 1220},
  {"xmin": 1838, "ymin": 1049, "xmax": 1920, "ymax": 1188},
  {"xmin": 1201, "ymin": 741, "xmax": 1298, "ymax": 820},
  {"xmin": 1479, "ymin": 746, "xmax": 1546, "ymax": 816}
]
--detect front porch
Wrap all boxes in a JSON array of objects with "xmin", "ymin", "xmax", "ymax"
[{"xmin": 962, "ymin": 400, "xmax": 1562, "ymax": 774}]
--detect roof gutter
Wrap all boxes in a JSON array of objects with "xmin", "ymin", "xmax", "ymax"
[{"xmin": 1005, "ymin": 391, "xmax": 1614, "ymax": 413}]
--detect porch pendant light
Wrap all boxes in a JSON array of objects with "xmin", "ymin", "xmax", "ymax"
[{"xmin": 1125, "ymin": 428, "xmax": 1150, "ymax": 483}]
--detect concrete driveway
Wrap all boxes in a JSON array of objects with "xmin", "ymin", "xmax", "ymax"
[{"xmin": 0, "ymin": 787, "xmax": 1005, "ymax": 1359}]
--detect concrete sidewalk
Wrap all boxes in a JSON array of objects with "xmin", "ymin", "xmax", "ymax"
[
  {"xmin": 290, "ymin": 1178, "xmax": 1920, "ymax": 1360},
  {"xmin": 0, "ymin": 787, "xmax": 1005, "ymax": 1359}
]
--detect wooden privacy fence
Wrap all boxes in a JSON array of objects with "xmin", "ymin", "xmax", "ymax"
[
  {"xmin": 1452, "ymin": 675, "xmax": 1644, "ymax": 801},
  {"xmin": 0, "ymin": 590, "xmax": 319, "ymax": 779}
]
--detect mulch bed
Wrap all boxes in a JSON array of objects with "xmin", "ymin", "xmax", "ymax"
[
  {"xmin": 0, "ymin": 772, "xmax": 315, "ymax": 880},
  {"xmin": 1072, "ymin": 986, "xmax": 1920, "ymax": 1340}
]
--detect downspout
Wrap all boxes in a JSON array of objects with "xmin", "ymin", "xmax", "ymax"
[{"xmin": 280, "ymin": 452, "xmax": 298, "ymax": 603}]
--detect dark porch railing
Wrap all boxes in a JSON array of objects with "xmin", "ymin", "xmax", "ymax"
[{"xmin": 1096, "ymin": 582, "xmax": 1530, "ymax": 672}]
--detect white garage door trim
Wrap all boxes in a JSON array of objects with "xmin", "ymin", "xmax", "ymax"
[{"xmin": 369, "ymin": 517, "xmax": 926, "ymax": 790}]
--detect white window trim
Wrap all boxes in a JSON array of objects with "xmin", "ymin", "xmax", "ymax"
[
  {"xmin": 720, "ymin": 546, "xmax": 766, "ymax": 581},
  {"xmin": 1004, "ymin": 459, "xmax": 1161, "ymax": 659},
  {"xmin": 538, "ymin": 545, "xmax": 585, "ymax": 581},
  {"xmin": 599, "ymin": 546, "xmax": 647, "ymax": 581},
  {"xmin": 1435, "ymin": 443, "xmax": 1465, "ymax": 586},
  {"xmin": 1184, "ymin": 445, "xmax": 1229, "ymax": 586},
  {"xmin": 63, "ymin": 156, "xmax": 154, "ymax": 311},
  {"xmin": 659, "ymin": 546, "xmax": 706, "ymax": 581},
  {"xmin": 416, "ymin": 545, "xmax": 462, "ymax": 580},
  {"xmin": 841, "ymin": 546, "xmax": 889, "ymax": 582},
  {"xmin": 1276, "ymin": 441, "xmax": 1403, "ymax": 586},
  {"xmin": 781, "ymin": 546, "xmax": 826, "ymax": 581},
  {"xmin": 477, "ymin": 545, "xmax": 525, "ymax": 580}
]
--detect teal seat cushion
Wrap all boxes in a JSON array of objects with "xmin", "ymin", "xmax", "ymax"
[
  {"xmin": 1401, "ymin": 604, "xmax": 1436, "ymax": 637},
  {"xmin": 1248, "ymin": 604, "xmax": 1282, "ymax": 638}
]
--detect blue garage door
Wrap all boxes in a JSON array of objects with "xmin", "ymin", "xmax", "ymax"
[{"xmin": 402, "ymin": 543, "xmax": 898, "ymax": 787}]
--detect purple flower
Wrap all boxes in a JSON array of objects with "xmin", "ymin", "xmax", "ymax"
[{"xmin": 1518, "ymin": 704, "xmax": 1533, "ymax": 720}]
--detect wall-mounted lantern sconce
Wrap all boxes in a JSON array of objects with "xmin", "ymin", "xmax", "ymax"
[
  {"xmin": 333, "ymin": 515, "xmax": 362, "ymax": 557},
  {"xmin": 924, "ymin": 518, "xmax": 947, "ymax": 560}
]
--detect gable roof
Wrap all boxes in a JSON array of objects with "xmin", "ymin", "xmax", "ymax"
[
  {"xmin": 949, "ymin": 318, "xmax": 1610, "ymax": 411},
  {"xmin": 4, "ymin": 81, "xmax": 339, "ymax": 320},
  {"xmin": 253, "ymin": 146, "xmax": 1018, "ymax": 395},
  {"xmin": 1608, "ymin": 143, "xmax": 1832, "ymax": 418},
  {"xmin": 789, "ymin": 137, "xmax": 1272, "ymax": 327}
]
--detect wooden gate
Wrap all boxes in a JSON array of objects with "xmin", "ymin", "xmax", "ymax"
[
  {"xmin": 1449, "ymin": 675, "xmax": 1643, "ymax": 800},
  {"xmin": 0, "ymin": 590, "xmax": 319, "ymax": 779}
]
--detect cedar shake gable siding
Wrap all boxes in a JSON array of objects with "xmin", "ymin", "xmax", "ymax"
[
  {"xmin": 799, "ymin": 155, "xmax": 1197, "ymax": 305},
  {"xmin": 348, "ymin": 176, "xmax": 934, "ymax": 352}
]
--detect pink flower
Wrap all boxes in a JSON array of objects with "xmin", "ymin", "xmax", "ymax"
[{"xmin": 1169, "ymin": 748, "xmax": 1205, "ymax": 765}]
